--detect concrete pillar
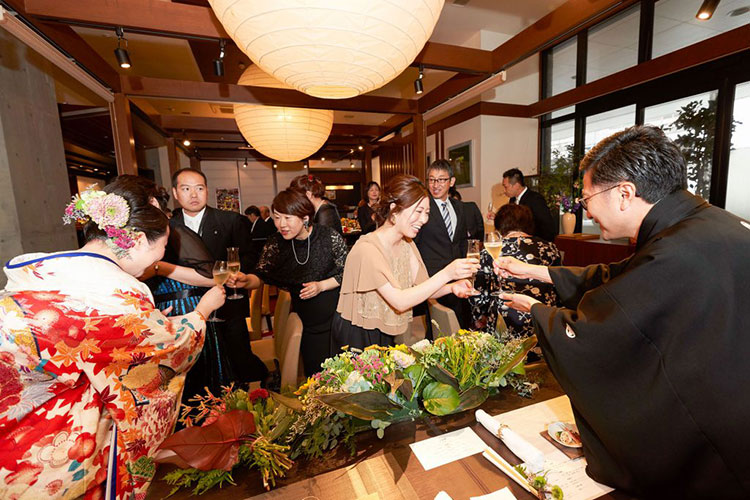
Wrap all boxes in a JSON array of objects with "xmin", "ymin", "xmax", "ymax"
[{"xmin": 0, "ymin": 30, "xmax": 77, "ymax": 287}]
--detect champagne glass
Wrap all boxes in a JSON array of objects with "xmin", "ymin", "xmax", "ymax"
[
  {"xmin": 485, "ymin": 231, "xmax": 504, "ymax": 297},
  {"xmin": 210, "ymin": 261, "xmax": 229, "ymax": 322},
  {"xmin": 466, "ymin": 239, "xmax": 482, "ymax": 291},
  {"xmin": 487, "ymin": 201, "xmax": 495, "ymax": 221},
  {"xmin": 226, "ymin": 247, "xmax": 242, "ymax": 300}
]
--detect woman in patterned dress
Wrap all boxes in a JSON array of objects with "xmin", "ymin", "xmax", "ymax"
[
  {"xmin": 470, "ymin": 203, "xmax": 561, "ymax": 338},
  {"xmin": 0, "ymin": 177, "xmax": 225, "ymax": 499}
]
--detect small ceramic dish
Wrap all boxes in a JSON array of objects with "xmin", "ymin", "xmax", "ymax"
[{"xmin": 547, "ymin": 421, "xmax": 582, "ymax": 448}]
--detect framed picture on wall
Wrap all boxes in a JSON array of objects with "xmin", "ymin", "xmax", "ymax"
[
  {"xmin": 448, "ymin": 141, "xmax": 472, "ymax": 187},
  {"xmin": 216, "ymin": 188, "xmax": 240, "ymax": 212}
]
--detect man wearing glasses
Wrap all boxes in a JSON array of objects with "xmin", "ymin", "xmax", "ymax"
[
  {"xmin": 414, "ymin": 159, "xmax": 471, "ymax": 328},
  {"xmin": 495, "ymin": 126, "xmax": 750, "ymax": 499}
]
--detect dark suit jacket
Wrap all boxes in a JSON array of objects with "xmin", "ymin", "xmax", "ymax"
[
  {"xmin": 510, "ymin": 188, "xmax": 557, "ymax": 242},
  {"xmin": 249, "ymin": 217, "xmax": 275, "ymax": 269},
  {"xmin": 463, "ymin": 201, "xmax": 485, "ymax": 241},
  {"xmin": 414, "ymin": 197, "xmax": 467, "ymax": 276}
]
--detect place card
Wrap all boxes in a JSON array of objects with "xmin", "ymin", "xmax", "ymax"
[{"xmin": 409, "ymin": 427, "xmax": 487, "ymax": 471}]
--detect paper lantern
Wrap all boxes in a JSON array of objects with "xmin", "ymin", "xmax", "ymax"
[
  {"xmin": 209, "ymin": 0, "xmax": 445, "ymax": 99},
  {"xmin": 234, "ymin": 66, "xmax": 334, "ymax": 162}
]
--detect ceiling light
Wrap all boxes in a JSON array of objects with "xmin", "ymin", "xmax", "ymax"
[
  {"xmin": 357, "ymin": 145, "xmax": 363, "ymax": 151},
  {"xmin": 242, "ymin": 158, "xmax": 248, "ymax": 168},
  {"xmin": 414, "ymin": 78, "xmax": 423, "ymax": 95},
  {"xmin": 696, "ymin": 0, "xmax": 720, "ymax": 20},
  {"xmin": 181, "ymin": 130, "xmax": 191, "ymax": 147},
  {"xmin": 350, "ymin": 163, "xmax": 355, "ymax": 168},
  {"xmin": 321, "ymin": 156, "xmax": 325, "ymax": 161},
  {"xmin": 272, "ymin": 163, "xmax": 277, "ymax": 168},
  {"xmin": 114, "ymin": 27, "xmax": 131, "ymax": 69},
  {"xmin": 213, "ymin": 39, "xmax": 226, "ymax": 76}
]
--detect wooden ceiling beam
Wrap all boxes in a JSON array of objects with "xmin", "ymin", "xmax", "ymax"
[
  {"xmin": 120, "ymin": 76, "xmax": 418, "ymax": 114},
  {"xmin": 412, "ymin": 42, "xmax": 492, "ymax": 74}
]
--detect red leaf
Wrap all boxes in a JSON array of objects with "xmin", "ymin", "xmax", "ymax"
[{"xmin": 155, "ymin": 410, "xmax": 256, "ymax": 471}]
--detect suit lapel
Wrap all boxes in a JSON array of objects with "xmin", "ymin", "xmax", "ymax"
[{"xmin": 430, "ymin": 197, "xmax": 450, "ymax": 240}]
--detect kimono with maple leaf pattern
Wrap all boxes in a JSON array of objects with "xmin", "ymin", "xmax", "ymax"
[{"xmin": 0, "ymin": 251, "xmax": 205, "ymax": 500}]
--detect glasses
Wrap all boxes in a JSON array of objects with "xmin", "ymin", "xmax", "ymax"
[
  {"xmin": 427, "ymin": 178, "xmax": 451, "ymax": 185},
  {"xmin": 580, "ymin": 184, "xmax": 620, "ymax": 211}
]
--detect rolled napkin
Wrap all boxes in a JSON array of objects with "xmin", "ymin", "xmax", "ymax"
[{"xmin": 475, "ymin": 409, "xmax": 544, "ymax": 473}]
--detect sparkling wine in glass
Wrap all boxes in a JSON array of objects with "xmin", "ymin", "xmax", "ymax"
[
  {"xmin": 226, "ymin": 247, "xmax": 242, "ymax": 300},
  {"xmin": 485, "ymin": 231, "xmax": 504, "ymax": 296},
  {"xmin": 466, "ymin": 239, "xmax": 482, "ymax": 290},
  {"xmin": 209, "ymin": 260, "xmax": 229, "ymax": 322},
  {"xmin": 487, "ymin": 201, "xmax": 495, "ymax": 221}
]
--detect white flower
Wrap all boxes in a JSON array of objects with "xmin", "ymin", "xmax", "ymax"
[
  {"xmin": 410, "ymin": 339, "xmax": 431, "ymax": 353},
  {"xmin": 391, "ymin": 350, "xmax": 415, "ymax": 369},
  {"xmin": 341, "ymin": 371, "xmax": 372, "ymax": 393}
]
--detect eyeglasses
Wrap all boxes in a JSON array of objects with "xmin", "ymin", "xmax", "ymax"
[
  {"xmin": 427, "ymin": 178, "xmax": 451, "ymax": 185},
  {"xmin": 580, "ymin": 184, "xmax": 620, "ymax": 211}
]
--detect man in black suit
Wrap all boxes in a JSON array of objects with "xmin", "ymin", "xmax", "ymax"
[
  {"xmin": 245, "ymin": 205, "xmax": 273, "ymax": 268},
  {"xmin": 172, "ymin": 168, "xmax": 267, "ymax": 386},
  {"xmin": 502, "ymin": 168, "xmax": 557, "ymax": 242},
  {"xmin": 414, "ymin": 160, "xmax": 472, "ymax": 328}
]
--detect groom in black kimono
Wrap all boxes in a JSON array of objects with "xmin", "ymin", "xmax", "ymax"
[{"xmin": 496, "ymin": 126, "xmax": 750, "ymax": 499}]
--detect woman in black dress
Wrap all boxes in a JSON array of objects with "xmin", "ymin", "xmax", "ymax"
[
  {"xmin": 229, "ymin": 188, "xmax": 347, "ymax": 376},
  {"xmin": 356, "ymin": 181, "xmax": 380, "ymax": 234},
  {"xmin": 290, "ymin": 174, "xmax": 343, "ymax": 234}
]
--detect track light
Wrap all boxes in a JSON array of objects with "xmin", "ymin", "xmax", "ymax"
[
  {"xmin": 696, "ymin": 0, "xmax": 720, "ymax": 20},
  {"xmin": 350, "ymin": 163, "xmax": 355, "ymax": 168},
  {"xmin": 213, "ymin": 39, "xmax": 226, "ymax": 76},
  {"xmin": 242, "ymin": 158, "xmax": 248, "ymax": 168},
  {"xmin": 114, "ymin": 27, "xmax": 131, "ymax": 69},
  {"xmin": 181, "ymin": 130, "xmax": 190, "ymax": 147},
  {"xmin": 273, "ymin": 163, "xmax": 277, "ymax": 169},
  {"xmin": 414, "ymin": 64, "xmax": 424, "ymax": 95},
  {"xmin": 357, "ymin": 145, "xmax": 364, "ymax": 151},
  {"xmin": 320, "ymin": 156, "xmax": 325, "ymax": 161}
]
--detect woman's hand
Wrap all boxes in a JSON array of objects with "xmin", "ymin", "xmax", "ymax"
[
  {"xmin": 450, "ymin": 279, "xmax": 477, "ymax": 298},
  {"xmin": 226, "ymin": 271, "xmax": 248, "ymax": 288},
  {"xmin": 195, "ymin": 285, "xmax": 226, "ymax": 319},
  {"xmin": 445, "ymin": 258, "xmax": 481, "ymax": 281},
  {"xmin": 497, "ymin": 292, "xmax": 540, "ymax": 313},
  {"xmin": 300, "ymin": 281, "xmax": 324, "ymax": 300}
]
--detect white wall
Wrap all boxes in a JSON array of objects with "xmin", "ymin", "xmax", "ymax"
[
  {"xmin": 371, "ymin": 156, "xmax": 381, "ymax": 185},
  {"xmin": 200, "ymin": 159, "xmax": 276, "ymax": 212}
]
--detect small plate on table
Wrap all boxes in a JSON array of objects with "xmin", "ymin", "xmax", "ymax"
[{"xmin": 547, "ymin": 421, "xmax": 582, "ymax": 448}]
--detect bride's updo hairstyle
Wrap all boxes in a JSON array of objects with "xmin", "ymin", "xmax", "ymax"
[
  {"xmin": 82, "ymin": 176, "xmax": 169, "ymax": 244},
  {"xmin": 373, "ymin": 174, "xmax": 429, "ymax": 227}
]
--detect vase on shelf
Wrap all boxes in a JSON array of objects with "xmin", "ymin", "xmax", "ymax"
[{"xmin": 561, "ymin": 212, "xmax": 576, "ymax": 234}]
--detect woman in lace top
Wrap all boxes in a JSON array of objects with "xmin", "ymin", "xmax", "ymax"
[
  {"xmin": 332, "ymin": 175, "xmax": 479, "ymax": 350},
  {"xmin": 229, "ymin": 189, "xmax": 347, "ymax": 376},
  {"xmin": 470, "ymin": 203, "xmax": 561, "ymax": 338}
]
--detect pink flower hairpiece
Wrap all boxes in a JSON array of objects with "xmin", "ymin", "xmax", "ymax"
[{"xmin": 63, "ymin": 187, "xmax": 137, "ymax": 257}]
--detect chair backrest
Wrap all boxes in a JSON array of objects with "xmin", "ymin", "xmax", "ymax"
[
  {"xmin": 428, "ymin": 300, "xmax": 460, "ymax": 338},
  {"xmin": 261, "ymin": 285, "xmax": 271, "ymax": 316},
  {"xmin": 279, "ymin": 313, "xmax": 303, "ymax": 388},
  {"xmin": 273, "ymin": 290, "xmax": 292, "ymax": 354},
  {"xmin": 247, "ymin": 282, "xmax": 264, "ymax": 341}
]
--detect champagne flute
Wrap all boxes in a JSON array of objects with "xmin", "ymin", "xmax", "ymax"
[
  {"xmin": 487, "ymin": 201, "xmax": 495, "ymax": 221},
  {"xmin": 466, "ymin": 239, "xmax": 482, "ymax": 291},
  {"xmin": 226, "ymin": 247, "xmax": 242, "ymax": 300},
  {"xmin": 485, "ymin": 231, "xmax": 504, "ymax": 297},
  {"xmin": 210, "ymin": 261, "xmax": 229, "ymax": 322}
]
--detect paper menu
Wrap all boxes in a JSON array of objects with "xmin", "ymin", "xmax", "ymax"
[
  {"xmin": 522, "ymin": 455, "xmax": 613, "ymax": 500},
  {"xmin": 409, "ymin": 427, "xmax": 487, "ymax": 471}
]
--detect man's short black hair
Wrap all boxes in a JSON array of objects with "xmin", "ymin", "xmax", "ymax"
[
  {"xmin": 580, "ymin": 125, "xmax": 687, "ymax": 204},
  {"xmin": 171, "ymin": 167, "xmax": 207, "ymax": 188},
  {"xmin": 427, "ymin": 159, "xmax": 454, "ymax": 178},
  {"xmin": 244, "ymin": 205, "xmax": 260, "ymax": 217},
  {"xmin": 502, "ymin": 168, "xmax": 525, "ymax": 187}
]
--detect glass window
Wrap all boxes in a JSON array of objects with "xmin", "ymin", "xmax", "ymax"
[
  {"xmin": 726, "ymin": 81, "xmax": 750, "ymax": 220},
  {"xmin": 653, "ymin": 0, "xmax": 749, "ymax": 59},
  {"xmin": 587, "ymin": 4, "xmax": 640, "ymax": 82},
  {"xmin": 585, "ymin": 105, "xmax": 636, "ymax": 151},
  {"xmin": 644, "ymin": 91, "xmax": 718, "ymax": 200},
  {"xmin": 547, "ymin": 37, "xmax": 578, "ymax": 118}
]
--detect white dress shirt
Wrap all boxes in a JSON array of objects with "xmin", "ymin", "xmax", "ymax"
[
  {"xmin": 183, "ymin": 207, "xmax": 206, "ymax": 235},
  {"xmin": 438, "ymin": 198, "xmax": 457, "ymax": 238},
  {"xmin": 515, "ymin": 187, "xmax": 528, "ymax": 204}
]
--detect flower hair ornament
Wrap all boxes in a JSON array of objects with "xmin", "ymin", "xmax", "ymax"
[{"xmin": 63, "ymin": 187, "xmax": 137, "ymax": 257}]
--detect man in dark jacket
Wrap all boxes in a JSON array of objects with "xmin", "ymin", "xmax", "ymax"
[
  {"xmin": 502, "ymin": 168, "xmax": 557, "ymax": 242},
  {"xmin": 496, "ymin": 126, "xmax": 750, "ymax": 499}
]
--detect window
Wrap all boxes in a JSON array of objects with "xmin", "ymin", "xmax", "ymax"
[
  {"xmin": 585, "ymin": 105, "xmax": 636, "ymax": 152},
  {"xmin": 644, "ymin": 91, "xmax": 718, "ymax": 199},
  {"xmin": 587, "ymin": 4, "xmax": 640, "ymax": 82},
  {"xmin": 726, "ymin": 81, "xmax": 750, "ymax": 220},
  {"xmin": 653, "ymin": 0, "xmax": 749, "ymax": 59},
  {"xmin": 546, "ymin": 37, "xmax": 577, "ymax": 118}
]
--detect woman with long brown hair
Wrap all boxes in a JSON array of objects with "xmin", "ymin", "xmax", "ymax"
[{"xmin": 332, "ymin": 174, "xmax": 479, "ymax": 349}]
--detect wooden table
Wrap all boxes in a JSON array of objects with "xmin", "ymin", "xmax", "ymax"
[
  {"xmin": 147, "ymin": 364, "xmax": 635, "ymax": 500},
  {"xmin": 554, "ymin": 235, "xmax": 636, "ymax": 267}
]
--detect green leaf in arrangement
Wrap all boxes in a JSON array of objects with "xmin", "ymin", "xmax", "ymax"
[
  {"xmin": 270, "ymin": 391, "xmax": 304, "ymax": 412},
  {"xmin": 455, "ymin": 386, "xmax": 489, "ymax": 413},
  {"xmin": 426, "ymin": 364, "xmax": 459, "ymax": 391},
  {"xmin": 422, "ymin": 382, "xmax": 460, "ymax": 416},
  {"xmin": 494, "ymin": 336, "xmax": 537, "ymax": 380},
  {"xmin": 316, "ymin": 391, "xmax": 404, "ymax": 421}
]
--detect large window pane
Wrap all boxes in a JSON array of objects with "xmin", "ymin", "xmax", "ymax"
[
  {"xmin": 644, "ymin": 91, "xmax": 718, "ymax": 200},
  {"xmin": 726, "ymin": 81, "xmax": 750, "ymax": 220},
  {"xmin": 587, "ymin": 4, "xmax": 640, "ymax": 82},
  {"xmin": 550, "ymin": 120, "xmax": 575, "ymax": 161},
  {"xmin": 585, "ymin": 105, "xmax": 636, "ymax": 151},
  {"xmin": 547, "ymin": 37, "xmax": 577, "ymax": 118},
  {"xmin": 653, "ymin": 0, "xmax": 749, "ymax": 59}
]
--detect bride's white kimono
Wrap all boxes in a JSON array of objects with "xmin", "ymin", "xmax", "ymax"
[{"xmin": 0, "ymin": 251, "xmax": 206, "ymax": 499}]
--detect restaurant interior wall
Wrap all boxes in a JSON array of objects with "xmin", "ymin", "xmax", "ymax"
[{"xmin": 200, "ymin": 159, "xmax": 275, "ymax": 211}]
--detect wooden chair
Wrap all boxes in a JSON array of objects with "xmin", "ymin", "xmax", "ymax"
[
  {"xmin": 246, "ymin": 282, "xmax": 264, "ymax": 341},
  {"xmin": 271, "ymin": 290, "xmax": 291, "ymax": 338},
  {"xmin": 428, "ymin": 299, "xmax": 460, "ymax": 338},
  {"xmin": 251, "ymin": 312, "xmax": 304, "ymax": 388}
]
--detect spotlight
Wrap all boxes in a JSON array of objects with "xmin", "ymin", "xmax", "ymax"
[
  {"xmin": 242, "ymin": 158, "xmax": 248, "ymax": 168},
  {"xmin": 321, "ymin": 156, "xmax": 326, "ymax": 161},
  {"xmin": 273, "ymin": 163, "xmax": 277, "ymax": 169},
  {"xmin": 213, "ymin": 39, "xmax": 226, "ymax": 76},
  {"xmin": 357, "ymin": 145, "xmax": 364, "ymax": 151},
  {"xmin": 696, "ymin": 0, "xmax": 720, "ymax": 20},
  {"xmin": 350, "ymin": 163, "xmax": 355, "ymax": 168},
  {"xmin": 414, "ymin": 64, "xmax": 424, "ymax": 95},
  {"xmin": 114, "ymin": 27, "xmax": 131, "ymax": 69},
  {"xmin": 181, "ymin": 130, "xmax": 191, "ymax": 147}
]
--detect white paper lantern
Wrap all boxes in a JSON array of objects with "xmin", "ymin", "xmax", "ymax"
[
  {"xmin": 234, "ymin": 66, "xmax": 334, "ymax": 162},
  {"xmin": 210, "ymin": 0, "xmax": 445, "ymax": 99}
]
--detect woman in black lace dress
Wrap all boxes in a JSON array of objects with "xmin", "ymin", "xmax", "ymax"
[
  {"xmin": 470, "ymin": 204, "xmax": 561, "ymax": 338},
  {"xmin": 229, "ymin": 189, "xmax": 347, "ymax": 376}
]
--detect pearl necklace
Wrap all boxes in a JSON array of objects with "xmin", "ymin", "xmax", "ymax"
[{"xmin": 292, "ymin": 231, "xmax": 311, "ymax": 265}]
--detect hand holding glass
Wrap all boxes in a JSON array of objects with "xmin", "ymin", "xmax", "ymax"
[
  {"xmin": 484, "ymin": 232, "xmax": 504, "ymax": 296},
  {"xmin": 226, "ymin": 247, "xmax": 242, "ymax": 300},
  {"xmin": 210, "ymin": 261, "xmax": 229, "ymax": 322},
  {"xmin": 466, "ymin": 239, "xmax": 482, "ymax": 291}
]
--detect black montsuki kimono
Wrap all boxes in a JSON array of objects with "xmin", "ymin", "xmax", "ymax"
[{"xmin": 529, "ymin": 190, "xmax": 750, "ymax": 499}]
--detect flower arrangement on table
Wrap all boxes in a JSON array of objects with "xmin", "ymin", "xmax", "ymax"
[
  {"xmin": 155, "ymin": 331, "xmax": 538, "ymax": 496},
  {"xmin": 555, "ymin": 181, "xmax": 582, "ymax": 214}
]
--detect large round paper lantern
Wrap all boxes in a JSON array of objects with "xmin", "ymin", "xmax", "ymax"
[
  {"xmin": 234, "ymin": 66, "xmax": 334, "ymax": 162},
  {"xmin": 210, "ymin": 0, "xmax": 445, "ymax": 99}
]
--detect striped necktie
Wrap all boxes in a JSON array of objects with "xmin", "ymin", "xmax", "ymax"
[{"xmin": 441, "ymin": 201, "xmax": 454, "ymax": 240}]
